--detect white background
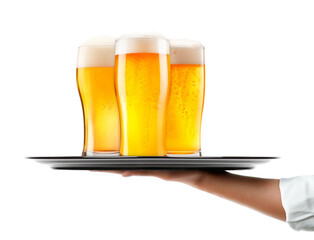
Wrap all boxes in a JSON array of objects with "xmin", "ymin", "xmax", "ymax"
[{"xmin": 0, "ymin": 0, "xmax": 313, "ymax": 239}]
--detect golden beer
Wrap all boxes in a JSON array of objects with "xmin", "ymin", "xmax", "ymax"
[
  {"xmin": 77, "ymin": 37, "xmax": 120, "ymax": 156},
  {"xmin": 115, "ymin": 35, "xmax": 170, "ymax": 156},
  {"xmin": 166, "ymin": 40, "xmax": 205, "ymax": 156}
]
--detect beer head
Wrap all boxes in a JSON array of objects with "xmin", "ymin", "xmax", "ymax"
[
  {"xmin": 169, "ymin": 39, "xmax": 204, "ymax": 65},
  {"xmin": 77, "ymin": 36, "xmax": 116, "ymax": 68},
  {"xmin": 115, "ymin": 33, "xmax": 169, "ymax": 55}
]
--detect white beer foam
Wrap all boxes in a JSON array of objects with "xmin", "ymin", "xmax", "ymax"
[
  {"xmin": 115, "ymin": 33, "xmax": 169, "ymax": 55},
  {"xmin": 169, "ymin": 39, "xmax": 204, "ymax": 65},
  {"xmin": 77, "ymin": 36, "xmax": 116, "ymax": 68}
]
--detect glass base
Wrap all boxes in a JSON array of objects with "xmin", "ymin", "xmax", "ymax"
[
  {"xmin": 167, "ymin": 150, "xmax": 202, "ymax": 157},
  {"xmin": 83, "ymin": 151, "xmax": 120, "ymax": 157}
]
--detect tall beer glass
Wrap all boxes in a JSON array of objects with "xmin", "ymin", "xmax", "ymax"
[
  {"xmin": 77, "ymin": 36, "xmax": 120, "ymax": 156},
  {"xmin": 115, "ymin": 34, "xmax": 170, "ymax": 156},
  {"xmin": 166, "ymin": 39, "xmax": 205, "ymax": 156}
]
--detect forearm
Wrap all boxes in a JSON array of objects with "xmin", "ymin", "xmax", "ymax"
[{"xmin": 193, "ymin": 172, "xmax": 286, "ymax": 221}]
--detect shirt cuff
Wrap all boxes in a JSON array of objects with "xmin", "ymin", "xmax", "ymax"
[{"xmin": 280, "ymin": 175, "xmax": 314, "ymax": 231}]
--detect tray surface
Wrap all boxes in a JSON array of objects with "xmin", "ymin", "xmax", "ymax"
[{"xmin": 28, "ymin": 156, "xmax": 276, "ymax": 171}]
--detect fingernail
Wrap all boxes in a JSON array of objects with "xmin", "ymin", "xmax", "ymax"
[{"xmin": 122, "ymin": 171, "xmax": 132, "ymax": 177}]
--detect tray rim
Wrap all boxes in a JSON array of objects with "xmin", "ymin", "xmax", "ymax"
[
  {"xmin": 26, "ymin": 156, "xmax": 278, "ymax": 171},
  {"xmin": 29, "ymin": 156, "xmax": 276, "ymax": 171},
  {"xmin": 25, "ymin": 156, "xmax": 279, "ymax": 159},
  {"xmin": 28, "ymin": 156, "xmax": 276, "ymax": 164},
  {"xmin": 26, "ymin": 156, "xmax": 279, "ymax": 163}
]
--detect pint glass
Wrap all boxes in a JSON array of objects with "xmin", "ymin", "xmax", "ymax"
[
  {"xmin": 115, "ymin": 35, "xmax": 170, "ymax": 156},
  {"xmin": 166, "ymin": 39, "xmax": 205, "ymax": 156},
  {"xmin": 77, "ymin": 36, "xmax": 120, "ymax": 156}
]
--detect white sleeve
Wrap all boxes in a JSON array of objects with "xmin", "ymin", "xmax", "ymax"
[{"xmin": 279, "ymin": 175, "xmax": 314, "ymax": 231}]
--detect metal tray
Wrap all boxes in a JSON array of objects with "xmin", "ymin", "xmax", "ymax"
[{"xmin": 28, "ymin": 156, "xmax": 276, "ymax": 171}]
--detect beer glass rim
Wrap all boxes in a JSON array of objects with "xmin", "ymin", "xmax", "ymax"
[
  {"xmin": 115, "ymin": 34, "xmax": 169, "ymax": 55},
  {"xmin": 77, "ymin": 37, "xmax": 116, "ymax": 68},
  {"xmin": 169, "ymin": 39, "xmax": 204, "ymax": 49},
  {"xmin": 78, "ymin": 44, "xmax": 115, "ymax": 49},
  {"xmin": 118, "ymin": 33, "xmax": 166, "ymax": 40},
  {"xmin": 78, "ymin": 35, "xmax": 116, "ymax": 48},
  {"xmin": 169, "ymin": 39, "xmax": 205, "ymax": 65}
]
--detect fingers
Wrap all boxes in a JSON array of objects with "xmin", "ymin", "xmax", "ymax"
[
  {"xmin": 91, "ymin": 169, "xmax": 213, "ymax": 187},
  {"xmin": 121, "ymin": 170, "xmax": 206, "ymax": 184},
  {"xmin": 91, "ymin": 169, "xmax": 179, "ymax": 179},
  {"xmin": 121, "ymin": 170, "xmax": 176, "ymax": 180},
  {"xmin": 90, "ymin": 170, "xmax": 124, "ymax": 174}
]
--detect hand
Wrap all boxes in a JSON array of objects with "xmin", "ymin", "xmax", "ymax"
[{"xmin": 121, "ymin": 170, "xmax": 226, "ymax": 188}]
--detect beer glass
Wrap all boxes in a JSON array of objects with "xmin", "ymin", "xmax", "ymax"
[
  {"xmin": 77, "ymin": 36, "xmax": 120, "ymax": 156},
  {"xmin": 115, "ymin": 34, "xmax": 170, "ymax": 156},
  {"xmin": 166, "ymin": 39, "xmax": 205, "ymax": 156}
]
